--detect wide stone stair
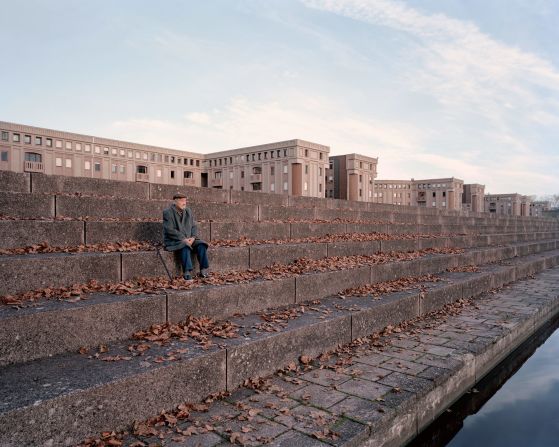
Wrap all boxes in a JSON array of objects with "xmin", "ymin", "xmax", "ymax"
[{"xmin": 1, "ymin": 171, "xmax": 559, "ymax": 446}]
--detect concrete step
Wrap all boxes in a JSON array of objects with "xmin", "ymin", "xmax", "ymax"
[
  {"xmin": 2, "ymin": 230, "xmax": 558, "ymax": 296},
  {"xmin": 2, "ymin": 191, "xmax": 558, "ymax": 231},
  {"xmin": 1, "ymin": 211, "xmax": 557, "ymax": 248},
  {"xmin": 1, "ymin": 249, "xmax": 558, "ymax": 446},
  {"xmin": 1, "ymin": 239, "xmax": 558, "ymax": 367}
]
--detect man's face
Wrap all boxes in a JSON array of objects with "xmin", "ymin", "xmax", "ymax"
[{"xmin": 175, "ymin": 198, "xmax": 187, "ymax": 210}]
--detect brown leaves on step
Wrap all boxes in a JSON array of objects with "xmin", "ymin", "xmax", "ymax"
[
  {"xmin": 0, "ymin": 248, "xmax": 463, "ymax": 306},
  {"xmin": 341, "ymin": 274, "xmax": 442, "ymax": 298},
  {"xmin": 133, "ymin": 315, "xmax": 239, "ymax": 348},
  {"xmin": 0, "ymin": 240, "xmax": 155, "ymax": 256},
  {"xmin": 447, "ymin": 265, "xmax": 480, "ymax": 272}
]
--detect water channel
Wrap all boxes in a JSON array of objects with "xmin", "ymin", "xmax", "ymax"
[{"xmin": 408, "ymin": 315, "xmax": 559, "ymax": 447}]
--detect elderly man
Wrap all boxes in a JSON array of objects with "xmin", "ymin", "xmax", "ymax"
[{"xmin": 162, "ymin": 193, "xmax": 209, "ymax": 280}]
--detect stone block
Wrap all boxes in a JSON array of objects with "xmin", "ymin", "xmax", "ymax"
[
  {"xmin": 230, "ymin": 189, "xmax": 288, "ymax": 207},
  {"xmin": 345, "ymin": 223, "xmax": 388, "ymax": 234},
  {"xmin": 85, "ymin": 220, "xmax": 163, "ymax": 244},
  {"xmin": 418, "ymin": 238, "xmax": 449, "ymax": 250},
  {"xmin": 56, "ymin": 195, "xmax": 166, "ymax": 219},
  {"xmin": 0, "ymin": 219, "xmax": 84, "ymax": 249},
  {"xmin": 419, "ymin": 254, "xmax": 458, "ymax": 275},
  {"xmin": 167, "ymin": 278, "xmax": 296, "ymax": 321},
  {"xmin": 0, "ymin": 192, "xmax": 54, "ymax": 218},
  {"xmin": 295, "ymin": 266, "xmax": 370, "ymax": 303},
  {"xmin": 260, "ymin": 206, "xmax": 316, "ymax": 221},
  {"xmin": 0, "ymin": 252, "xmax": 120, "ymax": 295},
  {"xmin": 190, "ymin": 202, "xmax": 258, "ymax": 222},
  {"xmin": 249, "ymin": 243, "xmax": 327, "ymax": 270},
  {"xmin": 379, "ymin": 239, "xmax": 418, "ymax": 253},
  {"xmin": 150, "ymin": 182, "xmax": 229, "ymax": 203},
  {"xmin": 327, "ymin": 240, "xmax": 381, "ymax": 257},
  {"xmin": 370, "ymin": 259, "xmax": 420, "ymax": 283},
  {"xmin": 420, "ymin": 281, "xmax": 463, "ymax": 315},
  {"xmin": 0, "ymin": 170, "xmax": 29, "ymax": 193},
  {"xmin": 462, "ymin": 273, "xmax": 493, "ymax": 299},
  {"xmin": 290, "ymin": 223, "xmax": 347, "ymax": 239},
  {"xmin": 226, "ymin": 313, "xmax": 351, "ymax": 390},
  {"xmin": 210, "ymin": 221, "xmax": 289, "ymax": 241},
  {"xmin": 0, "ymin": 293, "xmax": 165, "ymax": 365},
  {"xmin": 352, "ymin": 291, "xmax": 420, "ymax": 339},
  {"xmin": 31, "ymin": 173, "xmax": 149, "ymax": 199}
]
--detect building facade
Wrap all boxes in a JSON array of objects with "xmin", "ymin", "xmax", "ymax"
[
  {"xmin": 484, "ymin": 193, "xmax": 531, "ymax": 216},
  {"xmin": 530, "ymin": 201, "xmax": 551, "ymax": 217},
  {"xmin": 325, "ymin": 154, "xmax": 378, "ymax": 202},
  {"xmin": 372, "ymin": 180, "xmax": 413, "ymax": 206},
  {"xmin": 462, "ymin": 183, "xmax": 485, "ymax": 213},
  {"xmin": 0, "ymin": 121, "xmax": 329, "ymax": 198}
]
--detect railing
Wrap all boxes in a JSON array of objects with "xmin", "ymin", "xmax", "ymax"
[
  {"xmin": 209, "ymin": 178, "xmax": 223, "ymax": 187},
  {"xmin": 23, "ymin": 161, "xmax": 44, "ymax": 173},
  {"xmin": 183, "ymin": 177, "xmax": 196, "ymax": 186},
  {"xmin": 249, "ymin": 173, "xmax": 262, "ymax": 183},
  {"xmin": 135, "ymin": 173, "xmax": 149, "ymax": 182}
]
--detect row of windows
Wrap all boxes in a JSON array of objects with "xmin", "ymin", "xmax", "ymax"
[
  {"xmin": 208, "ymin": 149, "xmax": 291, "ymax": 167},
  {"xmin": 417, "ymin": 183, "xmax": 450, "ymax": 189},
  {"xmin": 377, "ymin": 183, "xmax": 411, "ymax": 189},
  {"xmin": 1, "ymin": 131, "xmax": 201, "ymax": 166}
]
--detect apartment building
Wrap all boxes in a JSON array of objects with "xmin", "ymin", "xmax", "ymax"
[
  {"xmin": 484, "ymin": 193, "xmax": 531, "ymax": 216},
  {"xmin": 372, "ymin": 180, "xmax": 413, "ymax": 206},
  {"xmin": 530, "ymin": 201, "xmax": 551, "ymax": 217},
  {"xmin": 0, "ymin": 121, "xmax": 329, "ymax": 198},
  {"xmin": 462, "ymin": 183, "xmax": 486, "ymax": 212},
  {"xmin": 325, "ymin": 154, "xmax": 378, "ymax": 202},
  {"xmin": 204, "ymin": 140, "xmax": 329, "ymax": 196}
]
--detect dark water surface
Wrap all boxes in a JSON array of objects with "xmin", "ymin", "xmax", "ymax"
[{"xmin": 408, "ymin": 316, "xmax": 559, "ymax": 447}]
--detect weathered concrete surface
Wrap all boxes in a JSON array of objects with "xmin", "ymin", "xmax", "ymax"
[
  {"xmin": 0, "ymin": 293, "xmax": 165, "ymax": 366},
  {"xmin": 31, "ymin": 173, "xmax": 150, "ymax": 199},
  {"xmin": 249, "ymin": 242, "xmax": 328, "ymax": 270},
  {"xmin": 0, "ymin": 252, "xmax": 120, "ymax": 295},
  {"xmin": 1, "ymin": 254, "xmax": 559, "ymax": 446},
  {"xmin": 210, "ymin": 221, "xmax": 290, "ymax": 241},
  {"xmin": 167, "ymin": 278, "xmax": 296, "ymax": 321},
  {"xmin": 0, "ymin": 346, "xmax": 226, "ymax": 447},
  {"xmin": 0, "ymin": 219, "xmax": 84, "ymax": 249},
  {"xmin": 0, "ymin": 171, "xmax": 29, "ymax": 193},
  {"xmin": 230, "ymin": 189, "xmax": 288, "ymax": 207},
  {"xmin": 150, "ymin": 182, "xmax": 229, "ymax": 203},
  {"xmin": 295, "ymin": 266, "xmax": 371, "ymax": 303},
  {"xmin": 0, "ymin": 192, "xmax": 54, "ymax": 218}
]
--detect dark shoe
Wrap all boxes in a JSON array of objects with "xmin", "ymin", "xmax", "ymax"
[
  {"xmin": 198, "ymin": 269, "xmax": 209, "ymax": 278},
  {"xmin": 183, "ymin": 272, "xmax": 193, "ymax": 280}
]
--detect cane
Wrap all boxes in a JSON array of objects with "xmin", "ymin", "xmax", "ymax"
[{"xmin": 155, "ymin": 243, "xmax": 174, "ymax": 281}]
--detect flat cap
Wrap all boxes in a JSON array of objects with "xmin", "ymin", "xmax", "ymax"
[{"xmin": 173, "ymin": 193, "xmax": 187, "ymax": 200}]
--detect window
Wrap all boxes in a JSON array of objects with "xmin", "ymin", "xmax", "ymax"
[
  {"xmin": 157, "ymin": 169, "xmax": 162, "ymax": 177},
  {"xmin": 137, "ymin": 165, "xmax": 148, "ymax": 174},
  {"xmin": 120, "ymin": 149, "xmax": 125, "ymax": 157},
  {"xmin": 284, "ymin": 149, "xmax": 287, "ymax": 156},
  {"xmin": 170, "ymin": 170, "xmax": 175, "ymax": 179},
  {"xmin": 305, "ymin": 149, "xmax": 308, "ymax": 157},
  {"xmin": 442, "ymin": 201, "xmax": 446, "ymax": 207},
  {"xmin": 305, "ymin": 165, "xmax": 308, "ymax": 174},
  {"xmin": 319, "ymin": 167, "xmax": 322, "ymax": 175},
  {"xmin": 75, "ymin": 143, "xmax": 81, "ymax": 151},
  {"xmin": 319, "ymin": 184, "xmax": 322, "ymax": 193},
  {"xmin": 196, "ymin": 160, "xmax": 199, "ymax": 166},
  {"xmin": 95, "ymin": 146, "xmax": 100, "ymax": 154},
  {"xmin": 55, "ymin": 157, "xmax": 62, "ymax": 167},
  {"xmin": 1, "ymin": 151, "xmax": 8, "ymax": 161},
  {"xmin": 84, "ymin": 144, "xmax": 90, "ymax": 152},
  {"xmin": 84, "ymin": 161, "xmax": 91, "ymax": 170},
  {"xmin": 270, "ymin": 166, "xmax": 275, "ymax": 176},
  {"xmin": 319, "ymin": 152, "xmax": 323, "ymax": 160},
  {"xmin": 46, "ymin": 138, "xmax": 52, "ymax": 147},
  {"xmin": 65, "ymin": 159, "xmax": 72, "ymax": 168},
  {"xmin": 442, "ymin": 191, "xmax": 446, "ymax": 197},
  {"xmin": 229, "ymin": 171, "xmax": 233, "ymax": 179},
  {"xmin": 283, "ymin": 181, "xmax": 288, "ymax": 190},
  {"xmin": 241, "ymin": 171, "xmax": 245, "ymax": 178},
  {"xmin": 128, "ymin": 150, "xmax": 133, "ymax": 158},
  {"xmin": 184, "ymin": 171, "xmax": 193, "ymax": 178},
  {"xmin": 164, "ymin": 155, "xmax": 168, "ymax": 162},
  {"xmin": 13, "ymin": 133, "xmax": 20, "ymax": 142},
  {"xmin": 119, "ymin": 165, "xmax": 125, "ymax": 174},
  {"xmin": 112, "ymin": 164, "xmax": 117, "ymax": 173},
  {"xmin": 283, "ymin": 165, "xmax": 288, "ymax": 174},
  {"xmin": 24, "ymin": 135, "xmax": 31, "ymax": 144},
  {"xmin": 432, "ymin": 201, "xmax": 436, "ymax": 207},
  {"xmin": 112, "ymin": 148, "xmax": 117, "ymax": 155},
  {"xmin": 433, "ymin": 192, "xmax": 436, "ymax": 197},
  {"xmin": 104, "ymin": 147, "xmax": 109, "ymax": 155},
  {"xmin": 66, "ymin": 142, "xmax": 72, "ymax": 150},
  {"xmin": 94, "ymin": 163, "xmax": 101, "ymax": 172},
  {"xmin": 304, "ymin": 182, "xmax": 308, "ymax": 191},
  {"xmin": 143, "ymin": 153, "xmax": 148, "ymax": 160},
  {"xmin": 35, "ymin": 136, "xmax": 42, "ymax": 145},
  {"xmin": 1, "ymin": 131, "xmax": 8, "ymax": 141},
  {"xmin": 270, "ymin": 182, "xmax": 275, "ymax": 192},
  {"xmin": 277, "ymin": 150, "xmax": 281, "ymax": 158}
]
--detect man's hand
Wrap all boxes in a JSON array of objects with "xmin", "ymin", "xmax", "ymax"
[{"xmin": 184, "ymin": 237, "xmax": 195, "ymax": 246}]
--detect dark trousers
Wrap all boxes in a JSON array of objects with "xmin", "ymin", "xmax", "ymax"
[{"xmin": 180, "ymin": 244, "xmax": 209, "ymax": 273}]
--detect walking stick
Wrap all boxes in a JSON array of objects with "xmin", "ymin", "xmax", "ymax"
[{"xmin": 155, "ymin": 244, "xmax": 174, "ymax": 281}]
